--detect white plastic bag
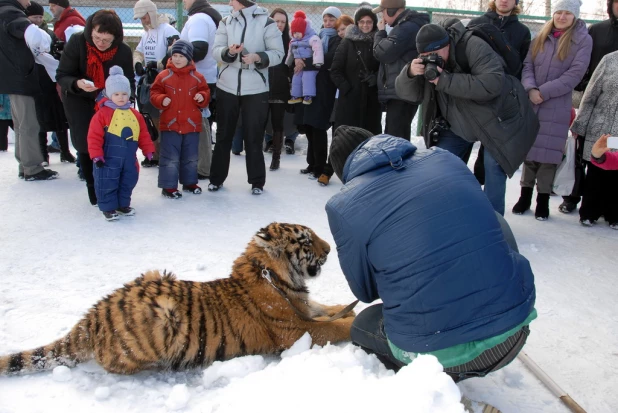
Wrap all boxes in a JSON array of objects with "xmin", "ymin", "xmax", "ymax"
[{"xmin": 552, "ymin": 137, "xmax": 576, "ymax": 196}]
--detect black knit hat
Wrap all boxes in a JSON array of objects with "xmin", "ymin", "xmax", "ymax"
[
  {"xmin": 26, "ymin": 1, "xmax": 44, "ymax": 16},
  {"xmin": 237, "ymin": 0, "xmax": 256, "ymax": 7},
  {"xmin": 416, "ymin": 24, "xmax": 450, "ymax": 53},
  {"xmin": 49, "ymin": 0, "xmax": 70, "ymax": 8},
  {"xmin": 171, "ymin": 40, "xmax": 194, "ymax": 62},
  {"xmin": 330, "ymin": 126, "xmax": 375, "ymax": 182},
  {"xmin": 354, "ymin": 6, "xmax": 377, "ymax": 27}
]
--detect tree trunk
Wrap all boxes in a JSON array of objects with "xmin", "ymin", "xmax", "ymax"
[{"xmin": 545, "ymin": 0, "xmax": 552, "ymax": 17}]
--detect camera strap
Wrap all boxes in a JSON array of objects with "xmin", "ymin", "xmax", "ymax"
[{"xmin": 352, "ymin": 42, "xmax": 370, "ymax": 75}]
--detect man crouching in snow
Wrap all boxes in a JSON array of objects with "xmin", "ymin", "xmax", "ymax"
[{"xmin": 325, "ymin": 126, "xmax": 536, "ymax": 382}]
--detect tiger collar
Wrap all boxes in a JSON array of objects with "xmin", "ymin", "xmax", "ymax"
[{"xmin": 252, "ymin": 260, "xmax": 358, "ymax": 323}]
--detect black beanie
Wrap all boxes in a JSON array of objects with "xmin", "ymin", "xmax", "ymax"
[
  {"xmin": 237, "ymin": 0, "xmax": 256, "ymax": 7},
  {"xmin": 26, "ymin": 1, "xmax": 44, "ymax": 16},
  {"xmin": 354, "ymin": 6, "xmax": 377, "ymax": 27},
  {"xmin": 416, "ymin": 24, "xmax": 450, "ymax": 53},
  {"xmin": 49, "ymin": 0, "xmax": 70, "ymax": 8},
  {"xmin": 330, "ymin": 126, "xmax": 375, "ymax": 182}
]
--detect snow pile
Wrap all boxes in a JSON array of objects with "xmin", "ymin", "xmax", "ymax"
[{"xmin": 165, "ymin": 384, "xmax": 191, "ymax": 411}]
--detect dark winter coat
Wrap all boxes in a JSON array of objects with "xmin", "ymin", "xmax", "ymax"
[
  {"xmin": 0, "ymin": 0, "xmax": 40, "ymax": 96},
  {"xmin": 56, "ymin": 13, "xmax": 135, "ymax": 154},
  {"xmin": 326, "ymin": 136, "xmax": 536, "ymax": 353},
  {"xmin": 294, "ymin": 32, "xmax": 340, "ymax": 130},
  {"xmin": 330, "ymin": 25, "xmax": 381, "ymax": 135},
  {"xmin": 468, "ymin": 10, "xmax": 531, "ymax": 79},
  {"xmin": 268, "ymin": 27, "xmax": 290, "ymax": 102},
  {"xmin": 521, "ymin": 20, "xmax": 592, "ymax": 164},
  {"xmin": 34, "ymin": 26, "xmax": 68, "ymax": 132},
  {"xmin": 373, "ymin": 9, "xmax": 429, "ymax": 103},
  {"xmin": 575, "ymin": 7, "xmax": 618, "ymax": 92},
  {"xmin": 395, "ymin": 21, "xmax": 539, "ymax": 177}
]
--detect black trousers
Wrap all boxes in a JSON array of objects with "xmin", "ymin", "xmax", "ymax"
[
  {"xmin": 0, "ymin": 119, "xmax": 12, "ymax": 151},
  {"xmin": 384, "ymin": 99, "xmax": 418, "ymax": 141},
  {"xmin": 210, "ymin": 89, "xmax": 269, "ymax": 187},
  {"xmin": 579, "ymin": 161, "xmax": 618, "ymax": 224},
  {"xmin": 304, "ymin": 125, "xmax": 328, "ymax": 177},
  {"xmin": 270, "ymin": 102, "xmax": 286, "ymax": 134},
  {"xmin": 78, "ymin": 151, "xmax": 95, "ymax": 190}
]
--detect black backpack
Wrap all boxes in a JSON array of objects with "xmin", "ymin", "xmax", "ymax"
[{"xmin": 455, "ymin": 23, "xmax": 522, "ymax": 77}]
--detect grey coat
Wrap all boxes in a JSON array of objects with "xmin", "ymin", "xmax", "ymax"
[
  {"xmin": 571, "ymin": 51, "xmax": 618, "ymax": 161},
  {"xmin": 521, "ymin": 20, "xmax": 592, "ymax": 164},
  {"xmin": 395, "ymin": 21, "xmax": 539, "ymax": 177}
]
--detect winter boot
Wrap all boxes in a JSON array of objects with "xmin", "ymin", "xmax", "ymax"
[
  {"xmin": 269, "ymin": 131, "xmax": 283, "ymax": 171},
  {"xmin": 103, "ymin": 210, "xmax": 119, "ymax": 221},
  {"xmin": 534, "ymin": 193, "xmax": 550, "ymax": 221},
  {"xmin": 182, "ymin": 184, "xmax": 202, "ymax": 194},
  {"xmin": 558, "ymin": 200, "xmax": 576, "ymax": 213},
  {"xmin": 251, "ymin": 184, "xmax": 263, "ymax": 195},
  {"xmin": 300, "ymin": 165, "xmax": 313, "ymax": 175},
  {"xmin": 25, "ymin": 169, "xmax": 58, "ymax": 181},
  {"xmin": 317, "ymin": 174, "xmax": 330, "ymax": 186},
  {"xmin": 161, "ymin": 188, "xmax": 182, "ymax": 199},
  {"xmin": 208, "ymin": 183, "xmax": 222, "ymax": 192},
  {"xmin": 512, "ymin": 187, "xmax": 533, "ymax": 215},
  {"xmin": 284, "ymin": 139, "xmax": 295, "ymax": 155},
  {"xmin": 57, "ymin": 132, "xmax": 76, "ymax": 163},
  {"xmin": 116, "ymin": 206, "xmax": 135, "ymax": 216}
]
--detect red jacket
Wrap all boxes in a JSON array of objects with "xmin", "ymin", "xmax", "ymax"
[
  {"xmin": 87, "ymin": 99, "xmax": 155, "ymax": 160},
  {"xmin": 150, "ymin": 61, "xmax": 210, "ymax": 134},
  {"xmin": 53, "ymin": 7, "xmax": 86, "ymax": 42}
]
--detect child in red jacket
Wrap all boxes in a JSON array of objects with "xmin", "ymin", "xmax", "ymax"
[
  {"xmin": 150, "ymin": 40, "xmax": 210, "ymax": 199},
  {"xmin": 87, "ymin": 66, "xmax": 155, "ymax": 221}
]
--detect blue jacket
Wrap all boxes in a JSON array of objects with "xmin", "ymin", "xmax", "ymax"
[{"xmin": 326, "ymin": 136, "xmax": 536, "ymax": 353}]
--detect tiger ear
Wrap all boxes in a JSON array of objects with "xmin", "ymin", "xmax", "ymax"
[{"xmin": 254, "ymin": 226, "xmax": 284, "ymax": 258}]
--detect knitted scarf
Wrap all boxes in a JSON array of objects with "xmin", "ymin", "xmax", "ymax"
[
  {"xmin": 319, "ymin": 27, "xmax": 337, "ymax": 53},
  {"xmin": 86, "ymin": 43, "xmax": 118, "ymax": 89}
]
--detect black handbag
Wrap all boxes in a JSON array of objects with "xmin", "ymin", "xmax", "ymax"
[{"xmin": 140, "ymin": 111, "xmax": 159, "ymax": 142}]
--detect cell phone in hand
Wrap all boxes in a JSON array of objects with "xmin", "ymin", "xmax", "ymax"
[
  {"xmin": 83, "ymin": 80, "xmax": 95, "ymax": 87},
  {"xmin": 607, "ymin": 136, "xmax": 618, "ymax": 149}
]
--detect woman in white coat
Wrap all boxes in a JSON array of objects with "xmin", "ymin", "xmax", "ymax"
[{"xmin": 208, "ymin": 0, "xmax": 284, "ymax": 195}]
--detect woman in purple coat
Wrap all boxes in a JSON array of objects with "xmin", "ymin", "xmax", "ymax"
[{"xmin": 514, "ymin": 0, "xmax": 591, "ymax": 220}]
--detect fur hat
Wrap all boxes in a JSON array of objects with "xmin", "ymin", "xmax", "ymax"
[
  {"xmin": 171, "ymin": 40, "xmax": 194, "ymax": 62},
  {"xmin": 105, "ymin": 66, "xmax": 131, "ymax": 97},
  {"xmin": 290, "ymin": 11, "xmax": 308, "ymax": 36},
  {"xmin": 133, "ymin": 0, "xmax": 159, "ymax": 29},
  {"xmin": 329, "ymin": 126, "xmax": 375, "ymax": 182},
  {"xmin": 354, "ymin": 6, "xmax": 377, "ymax": 27},
  {"xmin": 416, "ymin": 24, "xmax": 450, "ymax": 53},
  {"xmin": 552, "ymin": 0, "xmax": 582, "ymax": 19},
  {"xmin": 49, "ymin": 0, "xmax": 70, "ymax": 8},
  {"xmin": 25, "ymin": 1, "xmax": 44, "ymax": 17},
  {"xmin": 322, "ymin": 6, "xmax": 342, "ymax": 19}
]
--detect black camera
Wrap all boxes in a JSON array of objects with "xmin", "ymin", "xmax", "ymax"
[
  {"xmin": 420, "ymin": 53, "xmax": 445, "ymax": 81},
  {"xmin": 50, "ymin": 40, "xmax": 65, "ymax": 59},
  {"xmin": 429, "ymin": 117, "xmax": 450, "ymax": 143}
]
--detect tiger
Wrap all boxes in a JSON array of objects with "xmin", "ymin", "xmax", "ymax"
[{"xmin": 0, "ymin": 223, "xmax": 356, "ymax": 375}]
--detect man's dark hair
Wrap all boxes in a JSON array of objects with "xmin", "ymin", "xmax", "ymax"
[{"xmin": 91, "ymin": 10, "xmax": 123, "ymax": 38}]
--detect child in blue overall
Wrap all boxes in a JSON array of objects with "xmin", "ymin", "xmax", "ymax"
[
  {"xmin": 286, "ymin": 11, "xmax": 324, "ymax": 105},
  {"xmin": 88, "ymin": 66, "xmax": 155, "ymax": 221}
]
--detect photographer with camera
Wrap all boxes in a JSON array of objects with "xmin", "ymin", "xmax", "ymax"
[
  {"xmin": 133, "ymin": 0, "xmax": 180, "ymax": 167},
  {"xmin": 395, "ymin": 21, "xmax": 538, "ymax": 216}
]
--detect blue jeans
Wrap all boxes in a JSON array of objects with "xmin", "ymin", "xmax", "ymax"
[
  {"xmin": 158, "ymin": 131, "xmax": 199, "ymax": 189},
  {"xmin": 483, "ymin": 149, "xmax": 507, "ymax": 216},
  {"xmin": 50, "ymin": 131, "xmax": 60, "ymax": 150},
  {"xmin": 435, "ymin": 129, "xmax": 473, "ymax": 161}
]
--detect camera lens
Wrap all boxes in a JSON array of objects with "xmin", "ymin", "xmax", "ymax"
[{"xmin": 424, "ymin": 63, "xmax": 439, "ymax": 81}]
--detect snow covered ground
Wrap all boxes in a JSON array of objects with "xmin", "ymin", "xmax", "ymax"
[{"xmin": 0, "ymin": 132, "xmax": 616, "ymax": 413}]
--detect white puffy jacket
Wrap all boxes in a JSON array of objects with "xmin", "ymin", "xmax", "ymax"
[{"xmin": 213, "ymin": 5, "xmax": 284, "ymax": 96}]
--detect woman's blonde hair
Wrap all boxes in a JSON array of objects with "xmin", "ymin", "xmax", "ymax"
[
  {"xmin": 531, "ymin": 16, "xmax": 578, "ymax": 61},
  {"xmin": 488, "ymin": 1, "xmax": 522, "ymax": 15}
]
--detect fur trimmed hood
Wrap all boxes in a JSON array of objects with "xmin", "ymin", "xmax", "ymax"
[{"xmin": 344, "ymin": 24, "xmax": 376, "ymax": 42}]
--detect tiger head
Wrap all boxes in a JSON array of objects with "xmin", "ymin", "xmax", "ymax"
[{"xmin": 253, "ymin": 223, "xmax": 331, "ymax": 283}]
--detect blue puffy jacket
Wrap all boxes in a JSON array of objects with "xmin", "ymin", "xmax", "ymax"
[{"xmin": 326, "ymin": 135, "xmax": 536, "ymax": 353}]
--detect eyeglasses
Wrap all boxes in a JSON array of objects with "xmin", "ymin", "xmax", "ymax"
[
  {"xmin": 358, "ymin": 20, "xmax": 374, "ymax": 26},
  {"xmin": 92, "ymin": 33, "xmax": 114, "ymax": 45}
]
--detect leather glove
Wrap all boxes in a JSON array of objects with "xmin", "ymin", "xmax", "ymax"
[
  {"xmin": 93, "ymin": 157, "xmax": 105, "ymax": 168},
  {"xmin": 362, "ymin": 73, "xmax": 377, "ymax": 88},
  {"xmin": 135, "ymin": 62, "xmax": 145, "ymax": 76}
]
